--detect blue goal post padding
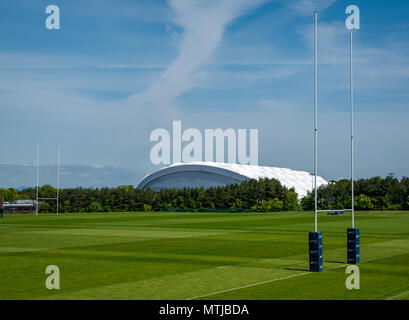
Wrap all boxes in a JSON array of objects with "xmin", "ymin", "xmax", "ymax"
[
  {"xmin": 309, "ymin": 231, "xmax": 323, "ymax": 272},
  {"xmin": 347, "ymin": 228, "xmax": 360, "ymax": 264}
]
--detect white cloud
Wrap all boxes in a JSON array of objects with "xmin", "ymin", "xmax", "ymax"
[{"xmin": 128, "ymin": 0, "xmax": 269, "ymax": 110}]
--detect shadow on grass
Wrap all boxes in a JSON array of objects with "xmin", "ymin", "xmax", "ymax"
[
  {"xmin": 285, "ymin": 260, "xmax": 345, "ymax": 272},
  {"xmin": 284, "ymin": 267, "xmax": 309, "ymax": 272}
]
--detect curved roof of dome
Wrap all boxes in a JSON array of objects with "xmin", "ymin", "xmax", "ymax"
[{"xmin": 137, "ymin": 162, "xmax": 327, "ymax": 198}]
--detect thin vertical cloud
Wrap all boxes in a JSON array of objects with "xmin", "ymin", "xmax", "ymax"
[{"xmin": 129, "ymin": 0, "xmax": 269, "ymax": 110}]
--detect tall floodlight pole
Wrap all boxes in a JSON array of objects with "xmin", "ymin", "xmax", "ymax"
[
  {"xmin": 36, "ymin": 144, "xmax": 40, "ymax": 216},
  {"xmin": 57, "ymin": 145, "xmax": 60, "ymax": 215},
  {"xmin": 314, "ymin": 11, "xmax": 318, "ymax": 232},
  {"xmin": 350, "ymin": 31, "xmax": 354, "ymax": 228}
]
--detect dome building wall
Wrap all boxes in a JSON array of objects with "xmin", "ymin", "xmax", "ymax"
[{"xmin": 137, "ymin": 162, "xmax": 328, "ymax": 199}]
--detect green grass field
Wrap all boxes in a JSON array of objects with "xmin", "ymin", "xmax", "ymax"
[{"xmin": 0, "ymin": 211, "xmax": 408, "ymax": 300}]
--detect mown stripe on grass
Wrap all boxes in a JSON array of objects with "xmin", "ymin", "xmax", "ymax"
[{"xmin": 186, "ymin": 251, "xmax": 408, "ymax": 300}]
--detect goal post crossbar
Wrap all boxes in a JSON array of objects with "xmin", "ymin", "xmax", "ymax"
[{"xmin": 317, "ymin": 209, "xmax": 352, "ymax": 213}]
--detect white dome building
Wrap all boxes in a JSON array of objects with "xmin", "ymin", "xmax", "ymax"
[{"xmin": 137, "ymin": 162, "xmax": 327, "ymax": 199}]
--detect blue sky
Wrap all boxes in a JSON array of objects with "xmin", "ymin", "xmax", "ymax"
[{"xmin": 1, "ymin": 0, "xmax": 408, "ymax": 187}]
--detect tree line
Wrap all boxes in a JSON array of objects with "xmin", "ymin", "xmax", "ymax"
[
  {"xmin": 301, "ymin": 176, "xmax": 409, "ymax": 211},
  {"xmin": 0, "ymin": 176, "xmax": 408, "ymax": 213},
  {"xmin": 0, "ymin": 178, "xmax": 298, "ymax": 213}
]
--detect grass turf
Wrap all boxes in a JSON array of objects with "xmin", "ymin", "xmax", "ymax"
[{"xmin": 0, "ymin": 211, "xmax": 408, "ymax": 300}]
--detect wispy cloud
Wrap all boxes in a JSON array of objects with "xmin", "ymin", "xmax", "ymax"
[{"xmin": 129, "ymin": 0, "xmax": 270, "ymax": 110}]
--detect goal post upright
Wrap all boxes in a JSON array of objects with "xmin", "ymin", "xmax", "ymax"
[
  {"xmin": 57, "ymin": 144, "xmax": 60, "ymax": 215},
  {"xmin": 347, "ymin": 26, "xmax": 360, "ymax": 265},
  {"xmin": 36, "ymin": 144, "xmax": 39, "ymax": 216},
  {"xmin": 314, "ymin": 11, "xmax": 318, "ymax": 234},
  {"xmin": 350, "ymin": 30, "xmax": 355, "ymax": 229},
  {"xmin": 308, "ymin": 11, "xmax": 323, "ymax": 273}
]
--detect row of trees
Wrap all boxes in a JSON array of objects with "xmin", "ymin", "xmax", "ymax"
[
  {"xmin": 301, "ymin": 176, "xmax": 409, "ymax": 211},
  {"xmin": 1, "ymin": 176, "xmax": 408, "ymax": 213},
  {"xmin": 0, "ymin": 178, "xmax": 299, "ymax": 213}
]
